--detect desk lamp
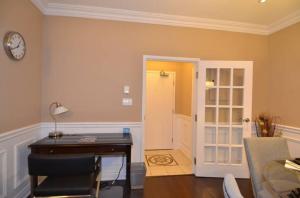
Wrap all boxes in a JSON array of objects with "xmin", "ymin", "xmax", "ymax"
[{"xmin": 49, "ymin": 102, "xmax": 69, "ymax": 138}]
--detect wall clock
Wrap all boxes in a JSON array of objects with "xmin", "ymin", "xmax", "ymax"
[{"xmin": 3, "ymin": 31, "xmax": 26, "ymax": 60}]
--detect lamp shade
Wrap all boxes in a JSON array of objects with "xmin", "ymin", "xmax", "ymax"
[{"xmin": 53, "ymin": 104, "xmax": 69, "ymax": 115}]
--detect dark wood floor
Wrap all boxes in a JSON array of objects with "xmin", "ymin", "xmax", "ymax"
[{"xmin": 102, "ymin": 175, "xmax": 254, "ymax": 198}]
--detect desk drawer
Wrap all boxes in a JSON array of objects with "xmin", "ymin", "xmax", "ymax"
[{"xmin": 31, "ymin": 145, "xmax": 130, "ymax": 155}]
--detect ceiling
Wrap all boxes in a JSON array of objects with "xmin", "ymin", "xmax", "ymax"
[
  {"xmin": 44, "ymin": 0, "xmax": 300, "ymax": 25},
  {"xmin": 33, "ymin": 0, "xmax": 300, "ymax": 35}
]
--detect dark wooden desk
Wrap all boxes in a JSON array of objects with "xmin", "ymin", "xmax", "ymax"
[{"xmin": 28, "ymin": 133, "xmax": 133, "ymax": 197}]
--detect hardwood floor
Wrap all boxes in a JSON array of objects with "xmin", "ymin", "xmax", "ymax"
[{"xmin": 102, "ymin": 175, "xmax": 254, "ymax": 198}]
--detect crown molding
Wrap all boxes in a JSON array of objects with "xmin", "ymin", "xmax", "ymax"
[
  {"xmin": 31, "ymin": 0, "xmax": 47, "ymax": 13},
  {"xmin": 31, "ymin": 0, "xmax": 300, "ymax": 35},
  {"xmin": 268, "ymin": 10, "xmax": 300, "ymax": 34}
]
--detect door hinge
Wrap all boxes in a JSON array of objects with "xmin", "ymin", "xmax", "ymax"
[
  {"xmin": 194, "ymin": 157, "xmax": 196, "ymax": 165},
  {"xmin": 194, "ymin": 114, "xmax": 198, "ymax": 122},
  {"xmin": 196, "ymin": 72, "xmax": 199, "ymax": 79},
  {"xmin": 172, "ymin": 138, "xmax": 174, "ymax": 143}
]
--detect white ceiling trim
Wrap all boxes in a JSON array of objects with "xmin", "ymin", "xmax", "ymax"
[
  {"xmin": 268, "ymin": 10, "xmax": 300, "ymax": 34},
  {"xmin": 31, "ymin": 0, "xmax": 47, "ymax": 13},
  {"xmin": 31, "ymin": 0, "xmax": 300, "ymax": 35}
]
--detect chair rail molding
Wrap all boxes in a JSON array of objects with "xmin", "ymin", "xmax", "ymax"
[
  {"xmin": 252, "ymin": 123, "xmax": 300, "ymax": 157},
  {"xmin": 31, "ymin": 0, "xmax": 300, "ymax": 35}
]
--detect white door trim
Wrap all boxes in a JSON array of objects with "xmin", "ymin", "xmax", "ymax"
[{"xmin": 142, "ymin": 55, "xmax": 201, "ymax": 173}]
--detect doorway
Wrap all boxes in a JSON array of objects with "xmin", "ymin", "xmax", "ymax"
[
  {"xmin": 142, "ymin": 56, "xmax": 253, "ymax": 179},
  {"xmin": 143, "ymin": 56, "xmax": 199, "ymax": 177}
]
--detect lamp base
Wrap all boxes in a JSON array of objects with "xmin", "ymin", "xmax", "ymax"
[{"xmin": 48, "ymin": 131, "xmax": 63, "ymax": 138}]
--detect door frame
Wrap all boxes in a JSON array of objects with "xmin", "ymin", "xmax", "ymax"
[
  {"xmin": 142, "ymin": 55, "xmax": 201, "ymax": 174},
  {"xmin": 145, "ymin": 70, "xmax": 176, "ymax": 150}
]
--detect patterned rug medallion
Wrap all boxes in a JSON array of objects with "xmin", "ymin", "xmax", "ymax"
[{"xmin": 145, "ymin": 154, "xmax": 178, "ymax": 167}]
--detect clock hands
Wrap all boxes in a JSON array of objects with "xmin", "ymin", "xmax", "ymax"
[{"xmin": 10, "ymin": 41, "xmax": 21, "ymax": 50}]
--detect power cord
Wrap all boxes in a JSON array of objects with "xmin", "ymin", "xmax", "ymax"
[
  {"xmin": 101, "ymin": 157, "xmax": 125, "ymax": 190},
  {"xmin": 112, "ymin": 156, "xmax": 125, "ymax": 185}
]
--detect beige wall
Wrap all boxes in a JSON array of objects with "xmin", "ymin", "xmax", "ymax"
[
  {"xmin": 42, "ymin": 16, "xmax": 270, "ymax": 122},
  {"xmin": 1, "ymin": 2, "xmax": 299, "ymax": 131},
  {"xmin": 178, "ymin": 63, "xmax": 194, "ymax": 116},
  {"xmin": 147, "ymin": 61, "xmax": 193, "ymax": 116},
  {"xmin": 268, "ymin": 22, "xmax": 300, "ymax": 127},
  {"xmin": 0, "ymin": 0, "xmax": 43, "ymax": 133}
]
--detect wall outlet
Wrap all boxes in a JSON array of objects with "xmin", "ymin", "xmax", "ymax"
[{"xmin": 122, "ymin": 98, "xmax": 133, "ymax": 106}]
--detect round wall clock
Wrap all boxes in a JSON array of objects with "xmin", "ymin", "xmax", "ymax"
[{"xmin": 3, "ymin": 31, "xmax": 26, "ymax": 61}]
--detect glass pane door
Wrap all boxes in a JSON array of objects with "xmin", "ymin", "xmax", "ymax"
[
  {"xmin": 197, "ymin": 61, "xmax": 252, "ymax": 178},
  {"xmin": 204, "ymin": 68, "xmax": 245, "ymax": 164}
]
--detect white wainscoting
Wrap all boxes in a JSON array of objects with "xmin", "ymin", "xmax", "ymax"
[
  {"xmin": 1, "ymin": 121, "xmax": 299, "ymax": 198},
  {"xmin": 40, "ymin": 122, "xmax": 143, "ymax": 181},
  {"xmin": 0, "ymin": 122, "xmax": 142, "ymax": 198},
  {"xmin": 0, "ymin": 150, "xmax": 7, "ymax": 198},
  {"xmin": 0, "ymin": 124, "xmax": 41, "ymax": 198},
  {"xmin": 277, "ymin": 124, "xmax": 300, "ymax": 158},
  {"xmin": 173, "ymin": 114, "xmax": 193, "ymax": 160},
  {"xmin": 251, "ymin": 123, "xmax": 300, "ymax": 157}
]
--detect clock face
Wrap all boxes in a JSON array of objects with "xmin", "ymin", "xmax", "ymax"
[{"xmin": 3, "ymin": 31, "xmax": 26, "ymax": 60}]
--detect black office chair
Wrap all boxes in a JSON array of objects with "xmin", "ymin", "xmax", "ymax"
[{"xmin": 28, "ymin": 153, "xmax": 101, "ymax": 198}]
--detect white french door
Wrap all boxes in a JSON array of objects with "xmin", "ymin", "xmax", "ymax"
[
  {"xmin": 196, "ymin": 61, "xmax": 253, "ymax": 178},
  {"xmin": 145, "ymin": 71, "xmax": 175, "ymax": 150}
]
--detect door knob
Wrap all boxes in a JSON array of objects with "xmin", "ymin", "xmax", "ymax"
[{"xmin": 243, "ymin": 118, "xmax": 250, "ymax": 123}]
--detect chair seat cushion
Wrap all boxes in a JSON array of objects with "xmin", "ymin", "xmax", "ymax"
[{"xmin": 34, "ymin": 175, "xmax": 93, "ymax": 196}]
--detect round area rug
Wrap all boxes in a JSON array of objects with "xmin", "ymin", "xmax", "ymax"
[{"xmin": 147, "ymin": 154, "xmax": 177, "ymax": 166}]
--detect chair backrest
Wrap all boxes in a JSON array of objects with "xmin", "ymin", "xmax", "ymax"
[
  {"xmin": 243, "ymin": 137, "xmax": 291, "ymax": 198},
  {"xmin": 28, "ymin": 153, "xmax": 95, "ymax": 176},
  {"xmin": 223, "ymin": 174, "xmax": 244, "ymax": 198}
]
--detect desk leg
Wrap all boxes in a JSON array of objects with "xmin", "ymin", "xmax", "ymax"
[
  {"xmin": 30, "ymin": 176, "xmax": 37, "ymax": 198},
  {"xmin": 125, "ymin": 146, "xmax": 131, "ymax": 198}
]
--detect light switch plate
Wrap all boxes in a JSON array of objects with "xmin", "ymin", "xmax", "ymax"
[
  {"xmin": 122, "ymin": 98, "xmax": 133, "ymax": 106},
  {"xmin": 123, "ymin": 86, "xmax": 130, "ymax": 94}
]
